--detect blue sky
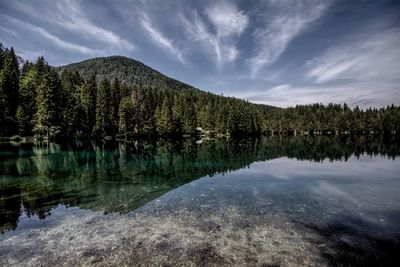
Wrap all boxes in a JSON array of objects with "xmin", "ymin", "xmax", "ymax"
[{"xmin": 1, "ymin": 0, "xmax": 399, "ymax": 108}]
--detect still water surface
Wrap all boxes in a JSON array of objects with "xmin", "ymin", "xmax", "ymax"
[{"xmin": 0, "ymin": 137, "xmax": 399, "ymax": 266}]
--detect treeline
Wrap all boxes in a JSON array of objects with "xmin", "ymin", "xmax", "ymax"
[
  {"xmin": 0, "ymin": 44, "xmax": 267, "ymax": 139},
  {"xmin": 262, "ymin": 104, "xmax": 400, "ymax": 136},
  {"xmin": 1, "ymin": 44, "xmax": 399, "ymax": 140}
]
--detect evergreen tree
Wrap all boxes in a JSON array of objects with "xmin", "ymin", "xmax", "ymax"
[
  {"xmin": 0, "ymin": 43, "xmax": 399, "ymax": 139},
  {"xmin": 95, "ymin": 79, "xmax": 113, "ymax": 136},
  {"xmin": 111, "ymin": 78, "xmax": 121, "ymax": 133},
  {"xmin": 1, "ymin": 48, "xmax": 20, "ymax": 116},
  {"xmin": 118, "ymin": 97, "xmax": 134, "ymax": 133},
  {"xmin": 34, "ymin": 69, "xmax": 63, "ymax": 139},
  {"xmin": 60, "ymin": 71, "xmax": 84, "ymax": 136},
  {"xmin": 15, "ymin": 105, "xmax": 29, "ymax": 135},
  {"xmin": 80, "ymin": 75, "xmax": 97, "ymax": 135},
  {"xmin": 18, "ymin": 67, "xmax": 37, "ymax": 135},
  {"xmin": 131, "ymin": 86, "xmax": 145, "ymax": 134},
  {"xmin": 181, "ymin": 95, "xmax": 197, "ymax": 135},
  {"xmin": 0, "ymin": 78, "xmax": 6, "ymax": 135},
  {"xmin": 0, "ymin": 47, "xmax": 20, "ymax": 134},
  {"xmin": 0, "ymin": 43, "xmax": 5, "ymax": 70},
  {"xmin": 171, "ymin": 95, "xmax": 183, "ymax": 135},
  {"xmin": 155, "ymin": 96, "xmax": 174, "ymax": 136}
]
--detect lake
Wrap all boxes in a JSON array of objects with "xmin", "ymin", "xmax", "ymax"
[{"xmin": 1, "ymin": 137, "xmax": 399, "ymax": 266}]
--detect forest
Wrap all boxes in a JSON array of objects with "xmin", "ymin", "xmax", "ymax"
[{"xmin": 1, "ymin": 44, "xmax": 399, "ymax": 140}]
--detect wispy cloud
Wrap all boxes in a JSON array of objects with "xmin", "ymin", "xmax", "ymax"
[
  {"xmin": 205, "ymin": 0, "xmax": 248, "ymax": 38},
  {"xmin": 12, "ymin": 0, "xmax": 135, "ymax": 52},
  {"xmin": 1, "ymin": 0, "xmax": 398, "ymax": 109},
  {"xmin": 52, "ymin": 1, "xmax": 135, "ymax": 51},
  {"xmin": 307, "ymin": 29, "xmax": 400, "ymax": 83},
  {"xmin": 180, "ymin": 0, "xmax": 248, "ymax": 68},
  {"xmin": 140, "ymin": 13, "xmax": 184, "ymax": 63},
  {"xmin": 249, "ymin": 0, "xmax": 329, "ymax": 76},
  {"xmin": 236, "ymin": 81, "xmax": 398, "ymax": 109},
  {"xmin": 1, "ymin": 14, "xmax": 96, "ymax": 55},
  {"xmin": 239, "ymin": 29, "xmax": 400, "ymax": 108}
]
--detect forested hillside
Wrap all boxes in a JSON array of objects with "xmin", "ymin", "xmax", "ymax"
[
  {"xmin": 55, "ymin": 56, "xmax": 198, "ymax": 92},
  {"xmin": 0, "ymin": 44, "xmax": 399, "ymax": 140}
]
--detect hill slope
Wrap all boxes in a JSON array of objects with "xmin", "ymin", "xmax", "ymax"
[{"xmin": 56, "ymin": 56, "xmax": 198, "ymax": 92}]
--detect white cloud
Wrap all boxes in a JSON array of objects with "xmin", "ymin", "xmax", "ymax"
[
  {"xmin": 180, "ymin": 1, "xmax": 248, "ymax": 67},
  {"xmin": 249, "ymin": 0, "xmax": 329, "ymax": 76},
  {"xmin": 205, "ymin": 0, "xmax": 248, "ymax": 38},
  {"xmin": 13, "ymin": 0, "xmax": 135, "ymax": 52},
  {"xmin": 307, "ymin": 29, "xmax": 400, "ymax": 83},
  {"xmin": 53, "ymin": 1, "xmax": 135, "ymax": 51},
  {"xmin": 235, "ymin": 82, "xmax": 399, "ymax": 109},
  {"xmin": 140, "ymin": 14, "xmax": 184, "ymax": 63},
  {"xmin": 1, "ymin": 14, "xmax": 96, "ymax": 55}
]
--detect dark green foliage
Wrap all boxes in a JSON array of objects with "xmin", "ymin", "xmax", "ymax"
[
  {"xmin": 34, "ymin": 69, "xmax": 63, "ymax": 139},
  {"xmin": 17, "ymin": 63, "xmax": 36, "ymax": 135},
  {"xmin": 80, "ymin": 75, "xmax": 97, "ymax": 135},
  {"xmin": 0, "ymin": 44, "xmax": 399, "ymax": 140},
  {"xmin": 15, "ymin": 105, "xmax": 29, "ymax": 135},
  {"xmin": 55, "ymin": 56, "xmax": 197, "ymax": 92},
  {"xmin": 95, "ymin": 79, "xmax": 113, "ymax": 137},
  {"xmin": 111, "ymin": 78, "xmax": 121, "ymax": 130},
  {"xmin": 0, "ymin": 47, "xmax": 19, "ymax": 116},
  {"xmin": 0, "ymin": 43, "xmax": 7, "ymax": 135},
  {"xmin": 118, "ymin": 97, "xmax": 134, "ymax": 133},
  {"xmin": 0, "ymin": 43, "xmax": 5, "ymax": 70},
  {"xmin": 0, "ymin": 46, "xmax": 20, "ymax": 135},
  {"xmin": 130, "ymin": 86, "xmax": 146, "ymax": 134},
  {"xmin": 60, "ymin": 70, "xmax": 84, "ymax": 136},
  {"xmin": 262, "ymin": 103, "xmax": 400, "ymax": 136},
  {"xmin": 155, "ymin": 95, "xmax": 175, "ymax": 136}
]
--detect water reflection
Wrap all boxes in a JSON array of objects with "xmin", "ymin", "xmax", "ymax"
[{"xmin": 0, "ymin": 136, "xmax": 399, "ymax": 234}]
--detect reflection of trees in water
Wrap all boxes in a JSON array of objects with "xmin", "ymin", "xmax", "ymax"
[{"xmin": 0, "ymin": 136, "xmax": 399, "ymax": 233}]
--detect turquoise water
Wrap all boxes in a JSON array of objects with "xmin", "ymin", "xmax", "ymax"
[{"xmin": 0, "ymin": 137, "xmax": 399, "ymax": 266}]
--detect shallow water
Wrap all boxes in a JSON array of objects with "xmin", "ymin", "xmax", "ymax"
[{"xmin": 0, "ymin": 137, "xmax": 399, "ymax": 266}]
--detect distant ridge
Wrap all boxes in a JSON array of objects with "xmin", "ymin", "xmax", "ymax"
[{"xmin": 55, "ymin": 56, "xmax": 198, "ymax": 92}]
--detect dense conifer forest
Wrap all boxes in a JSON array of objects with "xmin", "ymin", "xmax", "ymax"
[{"xmin": 0, "ymin": 44, "xmax": 399, "ymax": 140}]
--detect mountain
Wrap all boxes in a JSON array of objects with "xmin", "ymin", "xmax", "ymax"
[{"xmin": 55, "ymin": 56, "xmax": 198, "ymax": 92}]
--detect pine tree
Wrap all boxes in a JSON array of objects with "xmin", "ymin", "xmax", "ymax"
[
  {"xmin": 80, "ymin": 75, "xmax": 97, "ymax": 135},
  {"xmin": 182, "ymin": 95, "xmax": 197, "ymax": 135},
  {"xmin": 171, "ymin": 95, "xmax": 183, "ymax": 135},
  {"xmin": 118, "ymin": 97, "xmax": 134, "ymax": 133},
  {"xmin": 60, "ymin": 71, "xmax": 84, "ymax": 136},
  {"xmin": 0, "ymin": 47, "xmax": 20, "ymax": 134},
  {"xmin": 111, "ymin": 78, "xmax": 121, "ymax": 133},
  {"xmin": 0, "ymin": 76, "xmax": 6, "ymax": 135},
  {"xmin": 34, "ymin": 69, "xmax": 63, "ymax": 139},
  {"xmin": 215, "ymin": 102, "xmax": 229, "ymax": 134},
  {"xmin": 1, "ymin": 47, "xmax": 20, "ymax": 116},
  {"xmin": 131, "ymin": 86, "xmax": 145, "ymax": 134},
  {"xmin": 15, "ymin": 105, "xmax": 29, "ymax": 135},
  {"xmin": 0, "ymin": 43, "xmax": 5, "ymax": 70},
  {"xmin": 155, "ymin": 96, "xmax": 174, "ymax": 136},
  {"xmin": 18, "ymin": 67, "xmax": 37, "ymax": 135},
  {"xmin": 0, "ymin": 44, "xmax": 6, "ymax": 134},
  {"xmin": 95, "ymin": 79, "xmax": 113, "ymax": 137}
]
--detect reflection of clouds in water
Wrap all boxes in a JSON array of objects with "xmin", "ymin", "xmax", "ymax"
[
  {"xmin": 1, "ymin": 151, "xmax": 400, "ymax": 266},
  {"xmin": 217, "ymin": 155, "xmax": 400, "ymax": 228},
  {"xmin": 242, "ymin": 155, "xmax": 398, "ymax": 181}
]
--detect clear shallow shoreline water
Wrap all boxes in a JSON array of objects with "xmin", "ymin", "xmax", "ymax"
[{"xmin": 1, "ymin": 137, "xmax": 400, "ymax": 266}]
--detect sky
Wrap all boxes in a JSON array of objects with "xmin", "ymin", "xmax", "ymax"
[{"xmin": 0, "ymin": 0, "xmax": 399, "ymax": 108}]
